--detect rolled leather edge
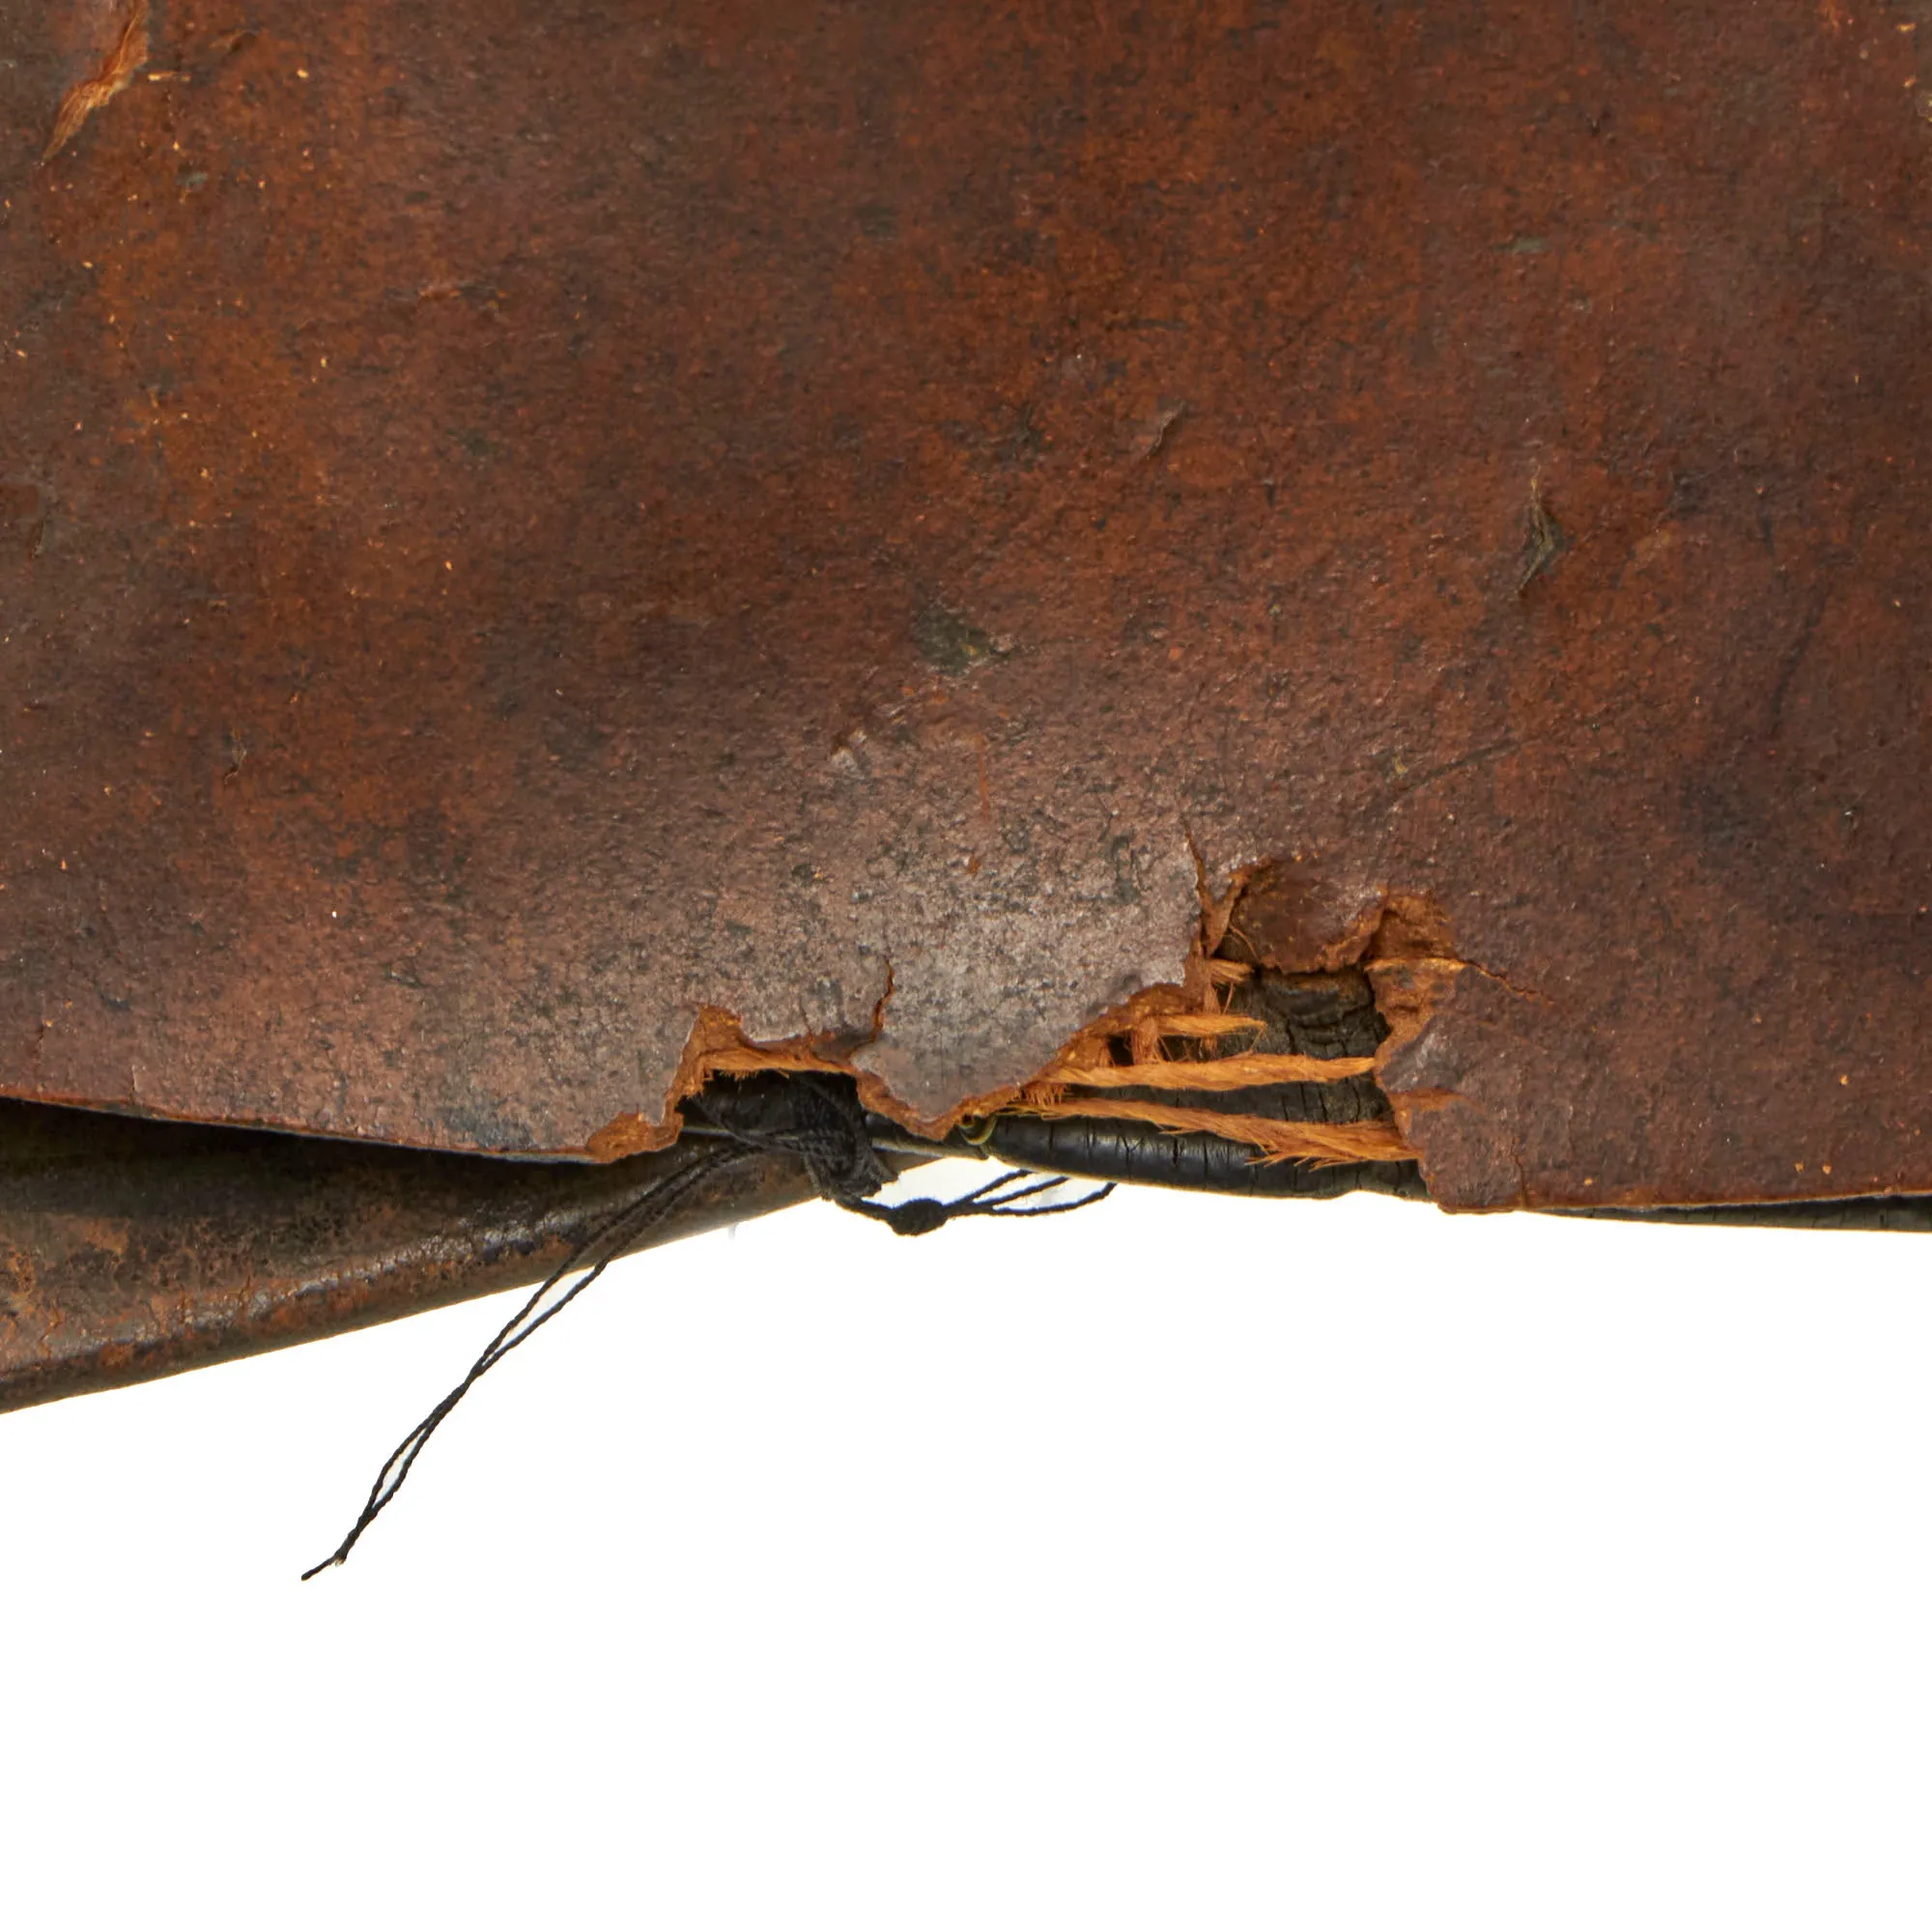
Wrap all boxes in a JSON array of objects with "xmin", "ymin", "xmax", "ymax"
[
  {"xmin": 0, "ymin": 1099, "xmax": 817, "ymax": 1413},
  {"xmin": 1555, "ymin": 1198, "xmax": 1932, "ymax": 1234},
  {"xmin": 7, "ymin": 1088, "xmax": 1929, "ymax": 1416}
]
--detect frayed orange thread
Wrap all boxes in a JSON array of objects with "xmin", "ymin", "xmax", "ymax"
[
  {"xmin": 1042, "ymin": 1051, "xmax": 1378, "ymax": 1092},
  {"xmin": 1089, "ymin": 1010, "xmax": 1263, "ymax": 1046},
  {"xmin": 44, "ymin": 0, "xmax": 150, "ymax": 159},
  {"xmin": 999, "ymin": 1096, "xmax": 1409, "ymax": 1167},
  {"xmin": 695, "ymin": 1042, "xmax": 856, "ymax": 1080}
]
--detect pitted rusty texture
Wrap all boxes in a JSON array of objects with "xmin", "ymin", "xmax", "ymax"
[{"xmin": 1, "ymin": 0, "xmax": 1927, "ymax": 1208}]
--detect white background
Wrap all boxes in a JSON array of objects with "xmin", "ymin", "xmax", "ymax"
[{"xmin": 6, "ymin": 1163, "xmax": 1931, "ymax": 1928}]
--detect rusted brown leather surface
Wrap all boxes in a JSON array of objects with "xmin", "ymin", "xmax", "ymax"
[{"xmin": 3, "ymin": 1, "xmax": 1927, "ymax": 1208}]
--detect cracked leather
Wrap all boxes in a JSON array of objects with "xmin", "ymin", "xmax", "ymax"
[{"xmin": 2, "ymin": 1, "xmax": 1927, "ymax": 1210}]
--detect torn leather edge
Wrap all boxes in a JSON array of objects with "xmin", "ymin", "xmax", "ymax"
[{"xmin": 594, "ymin": 862, "xmax": 1422, "ymax": 1175}]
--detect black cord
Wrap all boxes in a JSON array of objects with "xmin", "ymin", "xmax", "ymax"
[{"xmin": 690, "ymin": 1072, "xmax": 1113, "ymax": 1232}]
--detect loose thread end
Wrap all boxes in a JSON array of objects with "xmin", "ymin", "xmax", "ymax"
[
  {"xmin": 296, "ymin": 1101, "xmax": 1112, "ymax": 1580},
  {"xmin": 298, "ymin": 1146, "xmax": 743, "ymax": 1580}
]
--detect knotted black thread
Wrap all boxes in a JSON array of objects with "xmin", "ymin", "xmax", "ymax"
[
  {"xmin": 839, "ymin": 1166, "xmax": 1112, "ymax": 1235},
  {"xmin": 303, "ymin": 1075, "xmax": 1112, "ymax": 1577},
  {"xmin": 689, "ymin": 1072, "xmax": 1115, "ymax": 1233},
  {"xmin": 690, "ymin": 1071, "xmax": 896, "ymax": 1204}
]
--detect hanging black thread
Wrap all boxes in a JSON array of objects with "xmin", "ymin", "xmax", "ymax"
[
  {"xmin": 301, "ymin": 1143, "xmax": 749, "ymax": 1578},
  {"xmin": 302, "ymin": 1074, "xmax": 1112, "ymax": 1577}
]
